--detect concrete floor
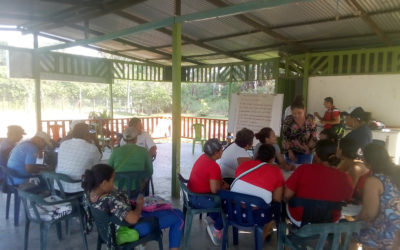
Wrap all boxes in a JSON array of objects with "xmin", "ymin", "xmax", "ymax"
[{"xmin": 0, "ymin": 142, "xmax": 278, "ymax": 250}]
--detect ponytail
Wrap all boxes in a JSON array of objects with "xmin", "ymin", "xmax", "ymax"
[
  {"xmin": 81, "ymin": 164, "xmax": 115, "ymax": 192},
  {"xmin": 316, "ymin": 139, "xmax": 341, "ymax": 167}
]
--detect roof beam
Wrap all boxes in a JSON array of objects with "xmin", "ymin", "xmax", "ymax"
[
  {"xmin": 21, "ymin": 0, "xmax": 147, "ymax": 34},
  {"xmin": 66, "ymin": 24, "xmax": 201, "ymax": 65},
  {"xmin": 37, "ymin": 0, "xmax": 314, "ymax": 52},
  {"xmin": 114, "ymin": 10, "xmax": 249, "ymax": 61},
  {"xmin": 346, "ymin": 0, "xmax": 392, "ymax": 45},
  {"xmin": 37, "ymin": 32, "xmax": 166, "ymax": 66},
  {"xmin": 205, "ymin": 0, "xmax": 308, "ymax": 52}
]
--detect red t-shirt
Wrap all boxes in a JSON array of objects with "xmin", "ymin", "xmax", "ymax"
[
  {"xmin": 188, "ymin": 154, "xmax": 222, "ymax": 193},
  {"xmin": 235, "ymin": 160, "xmax": 285, "ymax": 192},
  {"xmin": 286, "ymin": 163, "xmax": 353, "ymax": 223},
  {"xmin": 323, "ymin": 106, "xmax": 340, "ymax": 129}
]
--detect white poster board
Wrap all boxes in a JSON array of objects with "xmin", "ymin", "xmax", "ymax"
[
  {"xmin": 308, "ymin": 75, "xmax": 400, "ymax": 127},
  {"xmin": 228, "ymin": 93, "xmax": 284, "ymax": 140}
]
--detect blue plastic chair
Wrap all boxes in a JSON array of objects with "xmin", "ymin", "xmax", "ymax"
[
  {"xmin": 178, "ymin": 174, "xmax": 221, "ymax": 250},
  {"xmin": 89, "ymin": 205, "xmax": 163, "ymax": 250},
  {"xmin": 218, "ymin": 190, "xmax": 278, "ymax": 250},
  {"xmin": 277, "ymin": 197, "xmax": 364, "ymax": 250},
  {"xmin": 0, "ymin": 165, "xmax": 37, "ymax": 226}
]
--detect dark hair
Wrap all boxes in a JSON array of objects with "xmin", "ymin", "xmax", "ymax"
[
  {"xmin": 203, "ymin": 138, "xmax": 222, "ymax": 157},
  {"xmin": 364, "ymin": 143, "xmax": 400, "ymax": 188},
  {"xmin": 129, "ymin": 118, "xmax": 141, "ymax": 127},
  {"xmin": 255, "ymin": 127, "xmax": 273, "ymax": 144},
  {"xmin": 72, "ymin": 123, "xmax": 89, "ymax": 139},
  {"xmin": 324, "ymin": 97, "xmax": 333, "ymax": 104},
  {"xmin": 81, "ymin": 164, "xmax": 115, "ymax": 192},
  {"xmin": 315, "ymin": 140, "xmax": 341, "ymax": 166},
  {"xmin": 320, "ymin": 128, "xmax": 339, "ymax": 144},
  {"xmin": 339, "ymin": 137, "xmax": 359, "ymax": 160},
  {"xmin": 256, "ymin": 144, "xmax": 276, "ymax": 162},
  {"xmin": 235, "ymin": 128, "xmax": 254, "ymax": 148},
  {"xmin": 291, "ymin": 97, "xmax": 305, "ymax": 110}
]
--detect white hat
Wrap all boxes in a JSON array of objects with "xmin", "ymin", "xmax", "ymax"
[{"xmin": 34, "ymin": 131, "xmax": 52, "ymax": 146}]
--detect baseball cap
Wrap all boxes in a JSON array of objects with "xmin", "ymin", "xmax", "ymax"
[
  {"xmin": 123, "ymin": 127, "xmax": 138, "ymax": 141},
  {"xmin": 7, "ymin": 125, "xmax": 26, "ymax": 135},
  {"xmin": 34, "ymin": 131, "xmax": 52, "ymax": 146},
  {"xmin": 342, "ymin": 107, "xmax": 365, "ymax": 120},
  {"xmin": 203, "ymin": 138, "xmax": 222, "ymax": 156}
]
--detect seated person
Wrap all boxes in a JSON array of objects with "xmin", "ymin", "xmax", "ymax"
[
  {"xmin": 354, "ymin": 143, "xmax": 400, "ymax": 250},
  {"xmin": 231, "ymin": 144, "xmax": 284, "ymax": 204},
  {"xmin": 254, "ymin": 127, "xmax": 294, "ymax": 171},
  {"xmin": 56, "ymin": 123, "xmax": 102, "ymax": 194},
  {"xmin": 7, "ymin": 131, "xmax": 54, "ymax": 188},
  {"xmin": 108, "ymin": 127, "xmax": 153, "ymax": 190},
  {"xmin": 82, "ymin": 164, "xmax": 183, "ymax": 250},
  {"xmin": 342, "ymin": 107, "xmax": 372, "ymax": 150},
  {"xmin": 284, "ymin": 140, "xmax": 353, "ymax": 227},
  {"xmin": 61, "ymin": 120, "xmax": 102, "ymax": 153},
  {"xmin": 120, "ymin": 118, "xmax": 157, "ymax": 159},
  {"xmin": 188, "ymin": 138, "xmax": 226, "ymax": 246},
  {"xmin": 337, "ymin": 137, "xmax": 370, "ymax": 202},
  {"xmin": 219, "ymin": 128, "xmax": 254, "ymax": 184},
  {"xmin": 0, "ymin": 125, "xmax": 25, "ymax": 166},
  {"xmin": 314, "ymin": 97, "xmax": 341, "ymax": 131}
]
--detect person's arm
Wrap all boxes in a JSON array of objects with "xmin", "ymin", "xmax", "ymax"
[
  {"xmin": 283, "ymin": 187, "xmax": 295, "ymax": 203},
  {"xmin": 237, "ymin": 157, "xmax": 252, "ymax": 165},
  {"xmin": 322, "ymin": 115, "xmax": 340, "ymax": 125},
  {"xmin": 314, "ymin": 112, "xmax": 323, "ymax": 120},
  {"xmin": 149, "ymin": 145, "xmax": 157, "ymax": 159},
  {"xmin": 209, "ymin": 179, "xmax": 222, "ymax": 194},
  {"xmin": 276, "ymin": 152, "xmax": 295, "ymax": 171},
  {"xmin": 272, "ymin": 186, "xmax": 283, "ymax": 202},
  {"xmin": 25, "ymin": 164, "xmax": 54, "ymax": 173},
  {"xmin": 124, "ymin": 195, "xmax": 144, "ymax": 224},
  {"xmin": 307, "ymin": 116, "xmax": 318, "ymax": 150},
  {"xmin": 357, "ymin": 176, "xmax": 382, "ymax": 222}
]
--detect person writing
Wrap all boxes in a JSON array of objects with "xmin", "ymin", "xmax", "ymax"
[
  {"xmin": 188, "ymin": 138, "xmax": 228, "ymax": 246},
  {"xmin": 82, "ymin": 164, "xmax": 183, "ymax": 250},
  {"xmin": 282, "ymin": 100, "xmax": 317, "ymax": 164}
]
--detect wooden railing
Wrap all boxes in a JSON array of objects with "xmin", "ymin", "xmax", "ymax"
[{"xmin": 42, "ymin": 116, "xmax": 228, "ymax": 143}]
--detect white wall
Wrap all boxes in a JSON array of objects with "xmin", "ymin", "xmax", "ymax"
[{"xmin": 308, "ymin": 74, "xmax": 400, "ymax": 127}]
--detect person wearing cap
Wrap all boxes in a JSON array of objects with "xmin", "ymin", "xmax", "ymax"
[
  {"xmin": 342, "ymin": 106, "xmax": 372, "ymax": 150},
  {"xmin": 120, "ymin": 118, "xmax": 157, "ymax": 159},
  {"xmin": 188, "ymin": 138, "xmax": 227, "ymax": 246},
  {"xmin": 314, "ymin": 97, "xmax": 341, "ymax": 130},
  {"xmin": 108, "ymin": 126, "xmax": 153, "ymax": 190},
  {"xmin": 7, "ymin": 131, "xmax": 54, "ymax": 186},
  {"xmin": 56, "ymin": 123, "xmax": 102, "ymax": 193},
  {"xmin": 0, "ymin": 125, "xmax": 25, "ymax": 167}
]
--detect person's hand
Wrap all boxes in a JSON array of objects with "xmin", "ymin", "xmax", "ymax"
[
  {"xmin": 282, "ymin": 163, "xmax": 296, "ymax": 171},
  {"xmin": 136, "ymin": 194, "xmax": 144, "ymax": 208},
  {"xmin": 314, "ymin": 112, "xmax": 319, "ymax": 117},
  {"xmin": 288, "ymin": 150, "xmax": 297, "ymax": 162},
  {"xmin": 221, "ymin": 180, "xmax": 230, "ymax": 190}
]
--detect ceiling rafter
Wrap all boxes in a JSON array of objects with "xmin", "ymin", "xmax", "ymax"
[
  {"xmin": 20, "ymin": 0, "xmax": 147, "ymax": 34},
  {"xmin": 205, "ymin": 0, "xmax": 309, "ymax": 52},
  {"xmin": 67, "ymin": 23, "xmax": 202, "ymax": 65},
  {"xmin": 345, "ymin": 0, "xmax": 392, "ymax": 45},
  {"xmin": 114, "ymin": 10, "xmax": 249, "ymax": 61},
  {"xmin": 38, "ymin": 32, "xmax": 165, "ymax": 66}
]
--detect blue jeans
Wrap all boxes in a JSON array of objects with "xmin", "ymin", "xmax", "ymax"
[
  {"xmin": 189, "ymin": 195, "xmax": 223, "ymax": 230},
  {"xmin": 133, "ymin": 209, "xmax": 184, "ymax": 248},
  {"xmin": 285, "ymin": 153, "xmax": 313, "ymax": 165}
]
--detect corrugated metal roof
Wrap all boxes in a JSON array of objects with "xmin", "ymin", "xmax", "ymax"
[{"xmin": 0, "ymin": 0, "xmax": 399, "ymax": 66}]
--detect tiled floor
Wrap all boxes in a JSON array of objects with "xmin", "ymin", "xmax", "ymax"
[{"xmin": 0, "ymin": 142, "xmax": 278, "ymax": 250}]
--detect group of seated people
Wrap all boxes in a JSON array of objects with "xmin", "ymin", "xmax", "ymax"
[
  {"xmin": 186, "ymin": 96, "xmax": 399, "ymax": 250},
  {"xmin": 0, "ymin": 118, "xmax": 186, "ymax": 250}
]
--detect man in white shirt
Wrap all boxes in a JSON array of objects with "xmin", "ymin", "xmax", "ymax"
[
  {"xmin": 56, "ymin": 123, "xmax": 101, "ymax": 193},
  {"xmin": 120, "ymin": 118, "xmax": 157, "ymax": 159}
]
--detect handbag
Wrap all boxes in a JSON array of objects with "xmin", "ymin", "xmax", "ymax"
[
  {"xmin": 142, "ymin": 196, "xmax": 172, "ymax": 212},
  {"xmin": 116, "ymin": 226, "xmax": 139, "ymax": 245}
]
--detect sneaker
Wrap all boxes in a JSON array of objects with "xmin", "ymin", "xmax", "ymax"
[
  {"xmin": 206, "ymin": 224, "xmax": 222, "ymax": 246},
  {"xmin": 204, "ymin": 215, "xmax": 215, "ymax": 226}
]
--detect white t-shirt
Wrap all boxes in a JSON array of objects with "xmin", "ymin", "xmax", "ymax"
[
  {"xmin": 56, "ymin": 138, "xmax": 101, "ymax": 193},
  {"xmin": 120, "ymin": 132, "xmax": 156, "ymax": 151},
  {"xmin": 219, "ymin": 143, "xmax": 250, "ymax": 178}
]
